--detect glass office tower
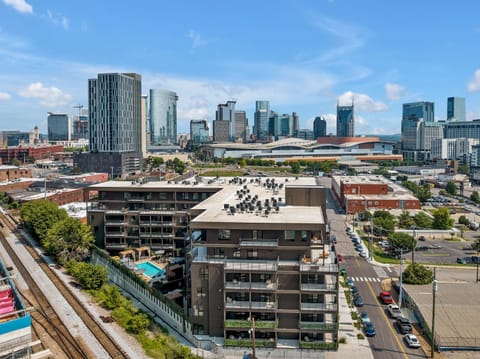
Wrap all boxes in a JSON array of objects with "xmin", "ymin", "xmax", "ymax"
[
  {"xmin": 149, "ymin": 89, "xmax": 178, "ymax": 146},
  {"xmin": 336, "ymin": 105, "xmax": 354, "ymax": 137}
]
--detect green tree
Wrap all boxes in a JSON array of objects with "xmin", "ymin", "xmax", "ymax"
[
  {"xmin": 471, "ymin": 191, "xmax": 480, "ymax": 203},
  {"xmin": 96, "ymin": 284, "xmax": 128, "ymax": 310},
  {"xmin": 373, "ymin": 211, "xmax": 395, "ymax": 237},
  {"xmin": 402, "ymin": 263, "xmax": 434, "ymax": 284},
  {"xmin": 432, "ymin": 207, "xmax": 454, "ymax": 230},
  {"xmin": 289, "ymin": 162, "xmax": 301, "ymax": 174},
  {"xmin": 43, "ymin": 217, "xmax": 94, "ymax": 263},
  {"xmin": 458, "ymin": 215, "xmax": 470, "ymax": 226},
  {"xmin": 397, "ymin": 210, "xmax": 415, "ymax": 229},
  {"xmin": 414, "ymin": 211, "xmax": 433, "ymax": 229},
  {"xmin": 358, "ymin": 210, "xmax": 372, "ymax": 221},
  {"xmin": 20, "ymin": 200, "xmax": 68, "ymax": 242},
  {"xmin": 446, "ymin": 181, "xmax": 457, "ymax": 196},
  {"xmin": 11, "ymin": 158, "xmax": 20, "ymax": 166},
  {"xmin": 458, "ymin": 165, "xmax": 469, "ymax": 175},
  {"xmin": 388, "ymin": 232, "xmax": 415, "ymax": 252},
  {"xmin": 67, "ymin": 261, "xmax": 108, "ymax": 290},
  {"xmin": 416, "ymin": 184, "xmax": 432, "ymax": 202},
  {"xmin": 126, "ymin": 312, "xmax": 150, "ymax": 334}
]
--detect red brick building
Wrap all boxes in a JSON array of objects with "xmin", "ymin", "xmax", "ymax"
[
  {"xmin": 332, "ymin": 175, "xmax": 421, "ymax": 214},
  {"xmin": 0, "ymin": 145, "xmax": 64, "ymax": 165}
]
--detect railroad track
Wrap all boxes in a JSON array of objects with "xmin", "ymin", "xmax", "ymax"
[{"xmin": 0, "ymin": 213, "xmax": 130, "ymax": 359}]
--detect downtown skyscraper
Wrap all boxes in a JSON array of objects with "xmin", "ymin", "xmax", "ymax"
[
  {"xmin": 254, "ymin": 100, "xmax": 270, "ymax": 141},
  {"xmin": 336, "ymin": 103, "xmax": 354, "ymax": 137},
  {"xmin": 149, "ymin": 89, "xmax": 178, "ymax": 147}
]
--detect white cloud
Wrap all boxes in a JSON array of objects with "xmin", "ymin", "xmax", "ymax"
[
  {"xmin": 0, "ymin": 92, "xmax": 11, "ymax": 100},
  {"xmin": 468, "ymin": 69, "xmax": 480, "ymax": 92},
  {"xmin": 187, "ymin": 30, "xmax": 206, "ymax": 49},
  {"xmin": 385, "ymin": 82, "xmax": 405, "ymax": 100},
  {"xmin": 2, "ymin": 0, "xmax": 32, "ymax": 14},
  {"xmin": 45, "ymin": 10, "xmax": 69, "ymax": 30},
  {"xmin": 19, "ymin": 82, "xmax": 71, "ymax": 107},
  {"xmin": 338, "ymin": 91, "xmax": 388, "ymax": 112}
]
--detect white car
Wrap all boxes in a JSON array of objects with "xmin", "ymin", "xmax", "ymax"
[
  {"xmin": 359, "ymin": 250, "xmax": 368, "ymax": 258},
  {"xmin": 387, "ymin": 304, "xmax": 402, "ymax": 318},
  {"xmin": 404, "ymin": 334, "xmax": 421, "ymax": 348}
]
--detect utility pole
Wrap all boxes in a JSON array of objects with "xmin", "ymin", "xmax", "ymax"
[
  {"xmin": 249, "ymin": 316, "xmax": 256, "ymax": 359},
  {"xmin": 431, "ymin": 268, "xmax": 438, "ymax": 358},
  {"xmin": 412, "ymin": 229, "xmax": 416, "ymax": 265},
  {"xmin": 398, "ymin": 247, "xmax": 403, "ymax": 308}
]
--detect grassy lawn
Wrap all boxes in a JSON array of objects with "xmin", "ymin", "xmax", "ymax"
[{"xmin": 199, "ymin": 170, "xmax": 244, "ymax": 177}]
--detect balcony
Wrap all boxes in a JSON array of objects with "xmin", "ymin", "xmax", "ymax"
[
  {"xmin": 224, "ymin": 259, "xmax": 277, "ymax": 272},
  {"xmin": 224, "ymin": 320, "xmax": 276, "ymax": 329},
  {"xmin": 300, "ymin": 283, "xmax": 336, "ymax": 292},
  {"xmin": 225, "ymin": 300, "xmax": 276, "ymax": 310},
  {"xmin": 104, "ymin": 220, "xmax": 127, "ymax": 225},
  {"xmin": 139, "ymin": 233, "xmax": 174, "ymax": 239},
  {"xmin": 300, "ymin": 303, "xmax": 337, "ymax": 312},
  {"xmin": 105, "ymin": 232, "xmax": 125, "ymax": 237},
  {"xmin": 239, "ymin": 238, "xmax": 279, "ymax": 247},
  {"xmin": 225, "ymin": 280, "xmax": 276, "ymax": 291},
  {"xmin": 300, "ymin": 263, "xmax": 338, "ymax": 273},
  {"xmin": 299, "ymin": 322, "xmax": 338, "ymax": 331}
]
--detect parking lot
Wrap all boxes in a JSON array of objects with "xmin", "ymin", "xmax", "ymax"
[{"xmin": 406, "ymin": 238, "xmax": 479, "ymax": 265}]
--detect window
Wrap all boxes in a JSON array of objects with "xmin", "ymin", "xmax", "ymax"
[
  {"xmin": 197, "ymin": 288, "xmax": 207, "ymax": 297},
  {"xmin": 233, "ymin": 248, "xmax": 241, "ymax": 257},
  {"xmin": 219, "ymin": 229, "xmax": 230, "ymax": 240},
  {"xmin": 159, "ymin": 192, "xmax": 167, "ymax": 200},
  {"xmin": 201, "ymin": 268, "xmax": 208, "ymax": 280},
  {"xmin": 193, "ymin": 192, "xmax": 199, "ymax": 201},
  {"xmin": 285, "ymin": 230, "xmax": 296, "ymax": 241},
  {"xmin": 301, "ymin": 231, "xmax": 308, "ymax": 241},
  {"xmin": 213, "ymin": 248, "xmax": 225, "ymax": 257},
  {"xmin": 247, "ymin": 249, "xmax": 257, "ymax": 258}
]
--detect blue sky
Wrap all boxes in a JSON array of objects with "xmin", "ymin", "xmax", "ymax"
[{"xmin": 1, "ymin": 0, "xmax": 480, "ymax": 135}]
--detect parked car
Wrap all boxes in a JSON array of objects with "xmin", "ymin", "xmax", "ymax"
[
  {"xmin": 415, "ymin": 246, "xmax": 429, "ymax": 251},
  {"xmin": 363, "ymin": 322, "xmax": 376, "ymax": 337},
  {"xmin": 353, "ymin": 294, "xmax": 364, "ymax": 307},
  {"xmin": 351, "ymin": 285, "xmax": 359, "ymax": 295},
  {"xmin": 387, "ymin": 304, "xmax": 402, "ymax": 318},
  {"xmin": 379, "ymin": 291, "xmax": 394, "ymax": 304},
  {"xmin": 457, "ymin": 257, "xmax": 467, "ymax": 264},
  {"xmin": 346, "ymin": 277, "xmax": 354, "ymax": 287},
  {"xmin": 396, "ymin": 317, "xmax": 412, "ymax": 334},
  {"xmin": 360, "ymin": 311, "xmax": 371, "ymax": 324},
  {"xmin": 337, "ymin": 254, "xmax": 343, "ymax": 262},
  {"xmin": 359, "ymin": 250, "xmax": 368, "ymax": 258},
  {"xmin": 418, "ymin": 236, "xmax": 426, "ymax": 241},
  {"xmin": 404, "ymin": 334, "xmax": 421, "ymax": 348}
]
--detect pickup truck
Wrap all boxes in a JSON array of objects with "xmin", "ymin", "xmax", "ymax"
[
  {"xmin": 379, "ymin": 291, "xmax": 394, "ymax": 304},
  {"xmin": 387, "ymin": 304, "xmax": 402, "ymax": 318}
]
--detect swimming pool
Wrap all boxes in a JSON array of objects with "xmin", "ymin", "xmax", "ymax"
[{"xmin": 135, "ymin": 262, "xmax": 165, "ymax": 278}]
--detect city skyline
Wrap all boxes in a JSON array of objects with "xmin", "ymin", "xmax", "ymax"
[{"xmin": 1, "ymin": 1, "xmax": 480, "ymax": 135}]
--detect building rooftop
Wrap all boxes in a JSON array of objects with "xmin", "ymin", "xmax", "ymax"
[
  {"xmin": 333, "ymin": 175, "xmax": 390, "ymax": 185},
  {"xmin": 344, "ymin": 193, "xmax": 419, "ymax": 201},
  {"xmin": 190, "ymin": 176, "xmax": 325, "ymax": 229}
]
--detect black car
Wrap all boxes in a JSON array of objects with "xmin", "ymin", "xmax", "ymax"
[
  {"xmin": 418, "ymin": 236, "xmax": 426, "ymax": 241},
  {"xmin": 396, "ymin": 317, "xmax": 412, "ymax": 334}
]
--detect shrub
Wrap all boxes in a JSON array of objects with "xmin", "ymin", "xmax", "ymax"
[
  {"xmin": 403, "ymin": 263, "xmax": 434, "ymax": 284},
  {"xmin": 357, "ymin": 333, "xmax": 365, "ymax": 340},
  {"xmin": 339, "ymin": 337, "xmax": 347, "ymax": 344}
]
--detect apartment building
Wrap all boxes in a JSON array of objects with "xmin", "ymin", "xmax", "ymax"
[
  {"xmin": 187, "ymin": 177, "xmax": 338, "ymax": 350},
  {"xmin": 87, "ymin": 180, "xmax": 220, "ymax": 256}
]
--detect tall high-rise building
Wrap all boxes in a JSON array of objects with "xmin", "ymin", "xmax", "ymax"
[
  {"xmin": 141, "ymin": 95, "xmax": 148, "ymax": 155},
  {"xmin": 447, "ymin": 97, "xmax": 466, "ymax": 122},
  {"xmin": 234, "ymin": 111, "xmax": 248, "ymax": 142},
  {"xmin": 336, "ymin": 104, "xmax": 354, "ymax": 137},
  {"xmin": 292, "ymin": 112, "xmax": 300, "ymax": 134},
  {"xmin": 269, "ymin": 112, "xmax": 294, "ymax": 139},
  {"xmin": 190, "ymin": 120, "xmax": 210, "ymax": 145},
  {"xmin": 72, "ymin": 109, "xmax": 89, "ymax": 140},
  {"xmin": 89, "ymin": 73, "xmax": 142, "ymax": 153},
  {"xmin": 47, "ymin": 113, "xmax": 70, "ymax": 142},
  {"xmin": 401, "ymin": 102, "xmax": 434, "ymax": 151},
  {"xmin": 214, "ymin": 101, "xmax": 236, "ymax": 141},
  {"xmin": 254, "ymin": 100, "xmax": 270, "ymax": 141},
  {"xmin": 313, "ymin": 116, "xmax": 327, "ymax": 138},
  {"xmin": 74, "ymin": 73, "xmax": 142, "ymax": 177},
  {"xmin": 149, "ymin": 89, "xmax": 178, "ymax": 146}
]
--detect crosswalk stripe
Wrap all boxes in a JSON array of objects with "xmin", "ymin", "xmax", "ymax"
[
  {"xmin": 359, "ymin": 277, "xmax": 364, "ymax": 281},
  {"xmin": 350, "ymin": 277, "xmax": 381, "ymax": 283}
]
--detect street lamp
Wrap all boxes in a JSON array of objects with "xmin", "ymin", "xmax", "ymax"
[
  {"xmin": 398, "ymin": 247, "xmax": 404, "ymax": 309},
  {"xmin": 431, "ymin": 269, "xmax": 438, "ymax": 358}
]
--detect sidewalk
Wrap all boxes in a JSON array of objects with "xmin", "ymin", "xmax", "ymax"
[{"xmin": 327, "ymin": 282, "xmax": 374, "ymax": 359}]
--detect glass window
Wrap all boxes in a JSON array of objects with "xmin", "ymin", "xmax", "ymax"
[
  {"xmin": 219, "ymin": 229, "xmax": 231, "ymax": 240},
  {"xmin": 285, "ymin": 230, "xmax": 296, "ymax": 241},
  {"xmin": 233, "ymin": 248, "xmax": 241, "ymax": 257},
  {"xmin": 247, "ymin": 249, "xmax": 257, "ymax": 258}
]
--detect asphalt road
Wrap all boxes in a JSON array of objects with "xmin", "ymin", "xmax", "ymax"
[{"xmin": 318, "ymin": 178, "xmax": 426, "ymax": 359}]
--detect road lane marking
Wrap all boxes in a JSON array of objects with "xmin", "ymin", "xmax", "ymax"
[{"xmin": 365, "ymin": 280, "xmax": 409, "ymax": 359}]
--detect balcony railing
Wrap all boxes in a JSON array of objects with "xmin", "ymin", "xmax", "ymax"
[
  {"xmin": 299, "ymin": 341, "xmax": 337, "ymax": 350},
  {"xmin": 224, "ymin": 320, "xmax": 276, "ymax": 329},
  {"xmin": 224, "ymin": 259, "xmax": 277, "ymax": 272},
  {"xmin": 299, "ymin": 322, "xmax": 338, "ymax": 331},
  {"xmin": 225, "ymin": 281, "xmax": 277, "ymax": 291},
  {"xmin": 300, "ymin": 263, "xmax": 338, "ymax": 273},
  {"xmin": 224, "ymin": 339, "xmax": 276, "ymax": 348},
  {"xmin": 225, "ymin": 300, "xmax": 276, "ymax": 310},
  {"xmin": 300, "ymin": 303, "xmax": 337, "ymax": 312},
  {"xmin": 240, "ymin": 238, "xmax": 279, "ymax": 247},
  {"xmin": 300, "ymin": 283, "xmax": 336, "ymax": 292}
]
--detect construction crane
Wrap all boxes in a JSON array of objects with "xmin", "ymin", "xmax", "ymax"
[{"xmin": 73, "ymin": 104, "xmax": 83, "ymax": 119}]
